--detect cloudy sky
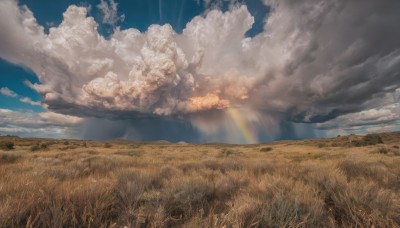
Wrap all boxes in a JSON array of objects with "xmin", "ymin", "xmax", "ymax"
[{"xmin": 0, "ymin": 0, "xmax": 399, "ymax": 143}]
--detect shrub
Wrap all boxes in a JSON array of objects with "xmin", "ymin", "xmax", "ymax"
[
  {"xmin": 104, "ymin": 142, "xmax": 112, "ymax": 148},
  {"xmin": 115, "ymin": 150, "xmax": 141, "ymax": 157},
  {"xmin": 30, "ymin": 144, "xmax": 41, "ymax": 151},
  {"xmin": 63, "ymin": 141, "xmax": 69, "ymax": 145},
  {"xmin": 30, "ymin": 143, "xmax": 49, "ymax": 152},
  {"xmin": 352, "ymin": 134, "xmax": 383, "ymax": 147},
  {"xmin": 377, "ymin": 147, "xmax": 388, "ymax": 154},
  {"xmin": 0, "ymin": 153, "xmax": 18, "ymax": 164},
  {"xmin": 60, "ymin": 145, "xmax": 77, "ymax": 151},
  {"xmin": 393, "ymin": 145, "xmax": 399, "ymax": 149},
  {"xmin": 260, "ymin": 147, "xmax": 272, "ymax": 152},
  {"xmin": 338, "ymin": 160, "xmax": 381, "ymax": 182},
  {"xmin": 219, "ymin": 148, "xmax": 243, "ymax": 157},
  {"xmin": 164, "ymin": 177, "xmax": 214, "ymax": 221},
  {"xmin": 363, "ymin": 134, "xmax": 383, "ymax": 145},
  {"xmin": 0, "ymin": 141, "xmax": 14, "ymax": 150},
  {"xmin": 40, "ymin": 143, "xmax": 48, "ymax": 150}
]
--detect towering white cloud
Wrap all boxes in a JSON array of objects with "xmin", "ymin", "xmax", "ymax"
[
  {"xmin": 0, "ymin": 0, "xmax": 399, "ymax": 140},
  {"xmin": 0, "ymin": 1, "xmax": 257, "ymax": 116}
]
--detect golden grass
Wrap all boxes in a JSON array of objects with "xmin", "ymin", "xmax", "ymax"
[{"xmin": 0, "ymin": 133, "xmax": 399, "ymax": 227}]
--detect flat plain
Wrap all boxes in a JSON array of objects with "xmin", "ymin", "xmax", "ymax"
[{"xmin": 0, "ymin": 132, "xmax": 399, "ymax": 227}]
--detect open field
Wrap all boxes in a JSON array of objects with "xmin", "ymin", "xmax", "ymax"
[{"xmin": 0, "ymin": 133, "xmax": 399, "ymax": 227}]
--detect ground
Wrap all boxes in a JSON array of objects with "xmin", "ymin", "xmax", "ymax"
[{"xmin": 0, "ymin": 132, "xmax": 399, "ymax": 227}]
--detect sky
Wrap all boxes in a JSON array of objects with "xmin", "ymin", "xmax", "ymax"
[{"xmin": 0, "ymin": 0, "xmax": 399, "ymax": 143}]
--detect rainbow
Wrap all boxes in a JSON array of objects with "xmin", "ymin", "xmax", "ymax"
[{"xmin": 226, "ymin": 106, "xmax": 258, "ymax": 144}]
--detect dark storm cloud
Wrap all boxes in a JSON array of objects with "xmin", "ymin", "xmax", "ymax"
[
  {"xmin": 253, "ymin": 0, "xmax": 400, "ymax": 124},
  {"xmin": 82, "ymin": 117, "xmax": 202, "ymax": 142}
]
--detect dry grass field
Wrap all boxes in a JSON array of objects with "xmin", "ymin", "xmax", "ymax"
[{"xmin": 0, "ymin": 132, "xmax": 399, "ymax": 227}]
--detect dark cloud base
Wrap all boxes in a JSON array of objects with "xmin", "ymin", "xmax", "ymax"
[{"xmin": 82, "ymin": 117, "xmax": 202, "ymax": 142}]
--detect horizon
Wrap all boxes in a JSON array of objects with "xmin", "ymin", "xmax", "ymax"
[
  {"xmin": 1, "ymin": 0, "xmax": 400, "ymax": 143},
  {"xmin": 1, "ymin": 130, "xmax": 398, "ymax": 146}
]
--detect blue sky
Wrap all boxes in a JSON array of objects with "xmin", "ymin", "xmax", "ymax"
[
  {"xmin": 0, "ymin": 0, "xmax": 399, "ymax": 142},
  {"xmin": 19, "ymin": 0, "xmax": 268, "ymax": 35}
]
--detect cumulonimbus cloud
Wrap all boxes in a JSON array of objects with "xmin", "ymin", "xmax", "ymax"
[{"xmin": 0, "ymin": 0, "xmax": 399, "ymax": 140}]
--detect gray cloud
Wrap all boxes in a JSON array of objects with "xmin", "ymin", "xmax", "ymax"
[
  {"xmin": 82, "ymin": 117, "xmax": 202, "ymax": 142},
  {"xmin": 317, "ymin": 103, "xmax": 400, "ymax": 130},
  {"xmin": 251, "ymin": 0, "xmax": 400, "ymax": 122},
  {"xmin": 0, "ymin": 109, "xmax": 84, "ymax": 138}
]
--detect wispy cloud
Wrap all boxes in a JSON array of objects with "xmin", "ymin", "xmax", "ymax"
[
  {"xmin": 0, "ymin": 86, "xmax": 43, "ymax": 108},
  {"xmin": 19, "ymin": 97, "xmax": 42, "ymax": 107},
  {"xmin": 0, "ymin": 87, "xmax": 18, "ymax": 98},
  {"xmin": 97, "ymin": 0, "xmax": 124, "ymax": 26}
]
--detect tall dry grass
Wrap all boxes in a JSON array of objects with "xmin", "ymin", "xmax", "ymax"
[{"xmin": 0, "ymin": 134, "xmax": 399, "ymax": 227}]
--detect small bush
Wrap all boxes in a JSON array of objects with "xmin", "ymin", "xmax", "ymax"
[
  {"xmin": 352, "ymin": 134, "xmax": 383, "ymax": 147},
  {"xmin": 0, "ymin": 141, "xmax": 14, "ymax": 150},
  {"xmin": 30, "ymin": 144, "xmax": 41, "ymax": 151},
  {"xmin": 104, "ymin": 142, "xmax": 112, "ymax": 148},
  {"xmin": 221, "ymin": 148, "xmax": 234, "ymax": 156},
  {"xmin": 30, "ymin": 143, "xmax": 49, "ymax": 152},
  {"xmin": 40, "ymin": 143, "xmax": 48, "ymax": 150},
  {"xmin": 63, "ymin": 141, "xmax": 69, "ymax": 145},
  {"xmin": 363, "ymin": 134, "xmax": 383, "ymax": 144},
  {"xmin": 0, "ymin": 153, "xmax": 18, "ymax": 164},
  {"xmin": 60, "ymin": 145, "xmax": 78, "ymax": 151},
  {"xmin": 377, "ymin": 147, "xmax": 388, "ymax": 154},
  {"xmin": 260, "ymin": 147, "xmax": 273, "ymax": 152},
  {"xmin": 393, "ymin": 145, "xmax": 399, "ymax": 149},
  {"xmin": 219, "ymin": 148, "xmax": 243, "ymax": 157},
  {"xmin": 115, "ymin": 150, "xmax": 141, "ymax": 157},
  {"xmin": 338, "ymin": 160, "xmax": 383, "ymax": 183},
  {"xmin": 331, "ymin": 143, "xmax": 339, "ymax": 147}
]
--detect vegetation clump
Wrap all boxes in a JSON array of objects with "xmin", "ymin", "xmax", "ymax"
[
  {"xmin": 30, "ymin": 145, "xmax": 40, "ymax": 151},
  {"xmin": 30, "ymin": 143, "xmax": 48, "ymax": 151},
  {"xmin": 219, "ymin": 148, "xmax": 243, "ymax": 157},
  {"xmin": 260, "ymin": 147, "xmax": 273, "ymax": 152},
  {"xmin": 0, "ymin": 153, "xmax": 18, "ymax": 164},
  {"xmin": 377, "ymin": 147, "xmax": 388, "ymax": 154},
  {"xmin": 352, "ymin": 134, "xmax": 383, "ymax": 147},
  {"xmin": 0, "ymin": 141, "xmax": 14, "ymax": 150}
]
